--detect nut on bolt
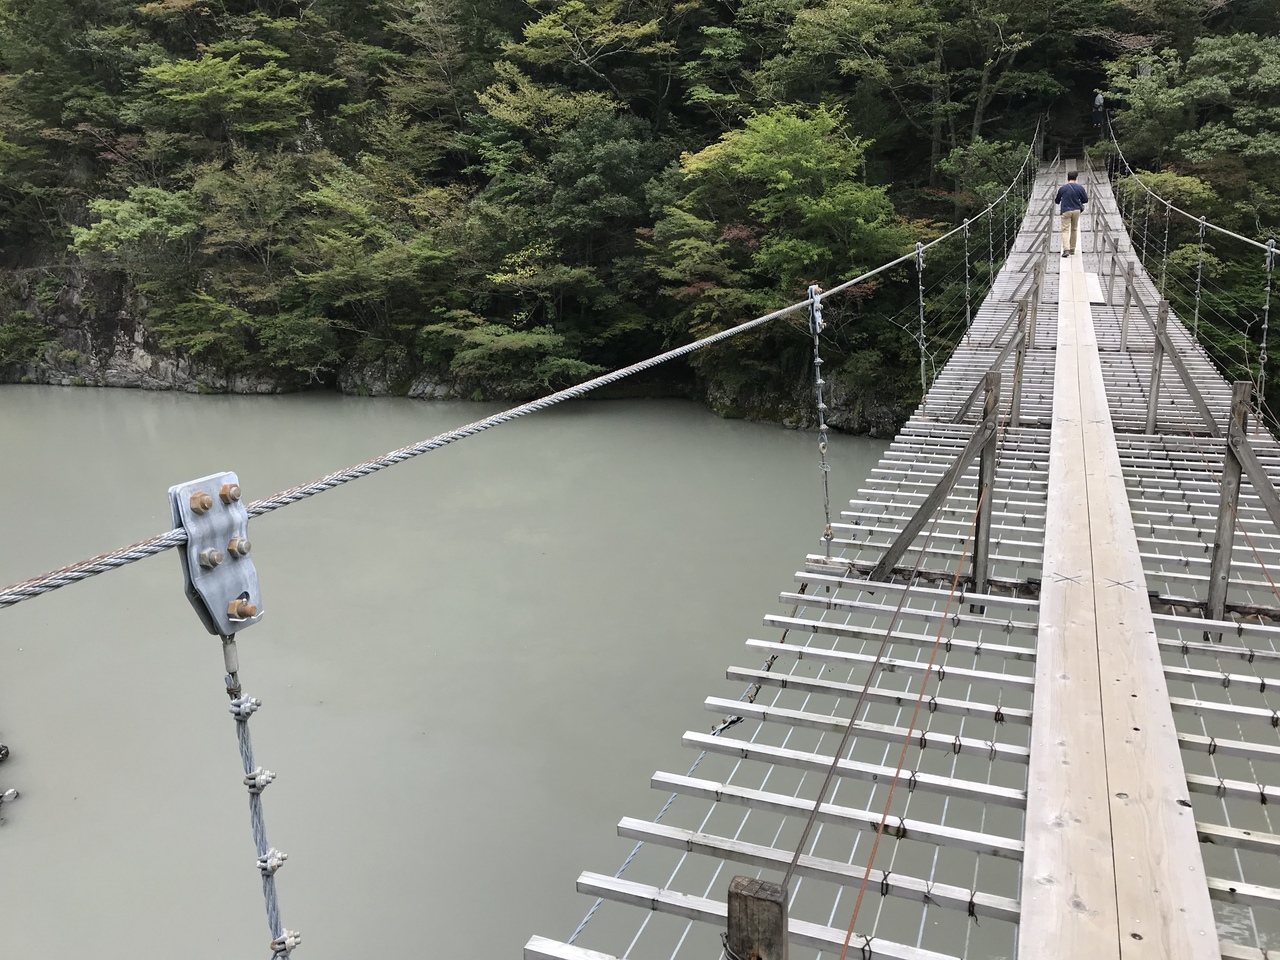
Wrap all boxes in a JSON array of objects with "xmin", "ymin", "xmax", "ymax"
[
  {"xmin": 227, "ymin": 598, "xmax": 258, "ymax": 619},
  {"xmin": 219, "ymin": 483, "xmax": 242, "ymax": 504},
  {"xmin": 190, "ymin": 491, "xmax": 214, "ymax": 514},
  {"xmin": 198, "ymin": 548, "xmax": 224, "ymax": 569},
  {"xmin": 227, "ymin": 537, "xmax": 252, "ymax": 558}
]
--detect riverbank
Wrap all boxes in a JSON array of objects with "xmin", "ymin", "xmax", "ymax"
[{"xmin": 3, "ymin": 343, "xmax": 911, "ymax": 437}]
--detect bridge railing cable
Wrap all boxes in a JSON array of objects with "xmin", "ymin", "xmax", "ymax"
[
  {"xmin": 1106, "ymin": 118, "xmax": 1272, "ymax": 254},
  {"xmin": 0, "ymin": 125, "xmax": 1042, "ymax": 614},
  {"xmin": 1105, "ymin": 119, "xmax": 1278, "ymax": 411}
]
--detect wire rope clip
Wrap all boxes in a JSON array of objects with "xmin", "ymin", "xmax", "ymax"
[
  {"xmin": 169, "ymin": 471, "xmax": 263, "ymax": 636},
  {"xmin": 270, "ymin": 930, "xmax": 302, "ymax": 955}
]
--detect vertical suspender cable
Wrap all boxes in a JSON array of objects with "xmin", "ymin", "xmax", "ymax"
[
  {"xmin": 1193, "ymin": 217, "xmax": 1207, "ymax": 342},
  {"xmin": 916, "ymin": 242, "xmax": 928, "ymax": 393},
  {"xmin": 988, "ymin": 198, "xmax": 995, "ymax": 272},
  {"xmin": 1160, "ymin": 199, "xmax": 1172, "ymax": 297},
  {"xmin": 963, "ymin": 219, "xmax": 973, "ymax": 345},
  {"xmin": 1259, "ymin": 239, "xmax": 1276, "ymax": 419},
  {"xmin": 809, "ymin": 284, "xmax": 834, "ymax": 558},
  {"xmin": 1141, "ymin": 190, "xmax": 1152, "ymax": 267},
  {"xmin": 1002, "ymin": 193, "xmax": 1009, "ymax": 259}
]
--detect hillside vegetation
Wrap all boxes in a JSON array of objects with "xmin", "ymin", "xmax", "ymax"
[{"xmin": 0, "ymin": 0, "xmax": 1276, "ymax": 418}]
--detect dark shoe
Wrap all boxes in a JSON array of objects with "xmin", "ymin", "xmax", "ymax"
[{"xmin": 1062, "ymin": 251, "xmax": 1070, "ymax": 258}]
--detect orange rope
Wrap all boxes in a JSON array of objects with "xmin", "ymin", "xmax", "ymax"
[{"xmin": 836, "ymin": 485, "xmax": 988, "ymax": 959}]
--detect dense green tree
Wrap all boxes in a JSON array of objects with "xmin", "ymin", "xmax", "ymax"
[{"xmin": 0, "ymin": 0, "xmax": 1276, "ymax": 418}]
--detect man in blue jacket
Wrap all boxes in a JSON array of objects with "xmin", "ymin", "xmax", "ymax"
[{"xmin": 1055, "ymin": 171, "xmax": 1089, "ymax": 258}]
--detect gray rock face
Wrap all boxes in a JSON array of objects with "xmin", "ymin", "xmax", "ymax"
[
  {"xmin": 3, "ymin": 268, "xmax": 910, "ymax": 433},
  {"xmin": 1, "ymin": 268, "xmax": 278, "ymax": 393},
  {"xmin": 702, "ymin": 373, "xmax": 907, "ymax": 437}
]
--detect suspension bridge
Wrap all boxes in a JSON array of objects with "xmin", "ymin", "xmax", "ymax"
[{"xmin": 2, "ymin": 128, "xmax": 1280, "ymax": 960}]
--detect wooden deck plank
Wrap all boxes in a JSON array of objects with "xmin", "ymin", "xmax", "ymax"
[
  {"xmin": 1017, "ymin": 236, "xmax": 1217, "ymax": 959},
  {"xmin": 1018, "ymin": 253, "xmax": 1120, "ymax": 958}
]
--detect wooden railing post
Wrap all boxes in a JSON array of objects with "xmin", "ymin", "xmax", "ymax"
[
  {"xmin": 1207, "ymin": 381, "xmax": 1253, "ymax": 625},
  {"xmin": 1011, "ymin": 301, "xmax": 1028, "ymax": 429},
  {"xmin": 872, "ymin": 374, "xmax": 1000, "ymax": 582},
  {"xmin": 727, "ymin": 877, "xmax": 788, "ymax": 960},
  {"xmin": 1145, "ymin": 301, "xmax": 1169, "ymax": 434},
  {"xmin": 1120, "ymin": 261, "xmax": 1135, "ymax": 352},
  {"xmin": 1106, "ymin": 239, "xmax": 1119, "ymax": 305},
  {"xmin": 972, "ymin": 370, "xmax": 1001, "ymax": 598},
  {"xmin": 1028, "ymin": 259, "xmax": 1043, "ymax": 348}
]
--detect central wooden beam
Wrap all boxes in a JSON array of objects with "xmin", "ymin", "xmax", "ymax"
[{"xmin": 1018, "ymin": 234, "xmax": 1217, "ymax": 959}]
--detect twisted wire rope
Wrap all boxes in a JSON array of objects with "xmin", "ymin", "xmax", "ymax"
[
  {"xmin": 0, "ymin": 127, "xmax": 1042, "ymax": 615},
  {"xmin": 1108, "ymin": 119, "xmax": 1273, "ymax": 253}
]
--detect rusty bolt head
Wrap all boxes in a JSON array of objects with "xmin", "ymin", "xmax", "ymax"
[
  {"xmin": 198, "ymin": 548, "xmax": 224, "ymax": 569},
  {"xmin": 219, "ymin": 483, "xmax": 242, "ymax": 505},
  {"xmin": 227, "ymin": 599, "xmax": 258, "ymax": 619},
  {"xmin": 190, "ymin": 491, "xmax": 214, "ymax": 514},
  {"xmin": 227, "ymin": 537, "xmax": 252, "ymax": 558}
]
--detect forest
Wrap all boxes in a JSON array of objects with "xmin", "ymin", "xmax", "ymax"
[{"xmin": 0, "ymin": 0, "xmax": 1277, "ymax": 427}]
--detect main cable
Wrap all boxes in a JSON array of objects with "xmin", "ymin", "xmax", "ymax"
[{"xmin": 0, "ymin": 130, "xmax": 1043, "ymax": 612}]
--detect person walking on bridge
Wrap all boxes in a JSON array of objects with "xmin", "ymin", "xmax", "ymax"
[{"xmin": 1055, "ymin": 171, "xmax": 1089, "ymax": 258}]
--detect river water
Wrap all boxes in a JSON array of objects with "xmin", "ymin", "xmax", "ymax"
[{"xmin": 0, "ymin": 386, "xmax": 887, "ymax": 959}]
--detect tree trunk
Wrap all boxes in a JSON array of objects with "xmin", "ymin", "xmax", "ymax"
[{"xmin": 929, "ymin": 33, "xmax": 945, "ymax": 186}]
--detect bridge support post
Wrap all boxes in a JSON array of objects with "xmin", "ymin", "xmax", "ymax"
[
  {"xmin": 727, "ymin": 876, "xmax": 788, "ymax": 960},
  {"xmin": 1106, "ymin": 240, "xmax": 1119, "ymax": 305},
  {"xmin": 1145, "ymin": 300, "xmax": 1170, "ymax": 434},
  {"xmin": 1011, "ymin": 301, "xmax": 1028, "ymax": 428},
  {"xmin": 1027, "ymin": 260, "xmax": 1043, "ymax": 347},
  {"xmin": 973, "ymin": 370, "xmax": 1001, "ymax": 599},
  {"xmin": 1207, "ymin": 381, "xmax": 1252, "ymax": 626},
  {"xmin": 874, "ymin": 372, "xmax": 999, "ymax": 583},
  {"xmin": 1120, "ymin": 261, "xmax": 1135, "ymax": 352}
]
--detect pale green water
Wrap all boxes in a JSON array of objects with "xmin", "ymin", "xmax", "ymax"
[{"xmin": 0, "ymin": 386, "xmax": 887, "ymax": 959}]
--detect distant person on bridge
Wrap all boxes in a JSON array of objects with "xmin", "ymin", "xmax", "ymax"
[{"xmin": 1055, "ymin": 171, "xmax": 1089, "ymax": 258}]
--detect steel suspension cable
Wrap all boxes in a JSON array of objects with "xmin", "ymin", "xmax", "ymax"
[
  {"xmin": 2, "ymin": 128, "xmax": 1043, "ymax": 614},
  {"xmin": 1109, "ymin": 119, "xmax": 1274, "ymax": 253}
]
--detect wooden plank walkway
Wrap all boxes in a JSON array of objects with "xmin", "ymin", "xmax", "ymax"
[
  {"xmin": 527, "ymin": 163, "xmax": 1280, "ymax": 960},
  {"xmin": 1018, "ymin": 209, "xmax": 1217, "ymax": 960}
]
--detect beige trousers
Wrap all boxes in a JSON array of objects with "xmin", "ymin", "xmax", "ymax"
[{"xmin": 1061, "ymin": 210, "xmax": 1081, "ymax": 254}]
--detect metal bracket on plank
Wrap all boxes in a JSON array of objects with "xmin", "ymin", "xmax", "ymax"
[{"xmin": 169, "ymin": 471, "xmax": 264, "ymax": 635}]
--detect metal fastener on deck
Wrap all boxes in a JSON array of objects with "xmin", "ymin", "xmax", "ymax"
[
  {"xmin": 228, "ymin": 598, "xmax": 258, "ymax": 619},
  {"xmin": 220, "ymin": 483, "xmax": 242, "ymax": 504},
  {"xmin": 227, "ymin": 537, "xmax": 251, "ymax": 558},
  {"xmin": 190, "ymin": 491, "xmax": 214, "ymax": 514},
  {"xmin": 198, "ymin": 549, "xmax": 224, "ymax": 569}
]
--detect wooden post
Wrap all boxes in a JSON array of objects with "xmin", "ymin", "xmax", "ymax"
[
  {"xmin": 1028, "ymin": 259, "xmax": 1043, "ymax": 347},
  {"xmin": 727, "ymin": 876, "xmax": 788, "ymax": 960},
  {"xmin": 1011, "ymin": 302, "xmax": 1027, "ymax": 428},
  {"xmin": 870, "ymin": 406, "xmax": 998, "ymax": 582},
  {"xmin": 1145, "ymin": 300, "xmax": 1169, "ymax": 434},
  {"xmin": 951, "ymin": 328, "xmax": 1021, "ymax": 423},
  {"xmin": 972, "ymin": 370, "xmax": 1001, "ymax": 600},
  {"xmin": 1106, "ymin": 245, "xmax": 1118, "ymax": 305},
  {"xmin": 1120, "ymin": 261, "xmax": 1134, "ymax": 352},
  {"xmin": 1207, "ymin": 381, "xmax": 1252, "ymax": 626}
]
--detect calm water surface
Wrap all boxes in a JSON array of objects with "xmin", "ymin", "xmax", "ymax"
[{"xmin": 0, "ymin": 386, "xmax": 887, "ymax": 959}]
